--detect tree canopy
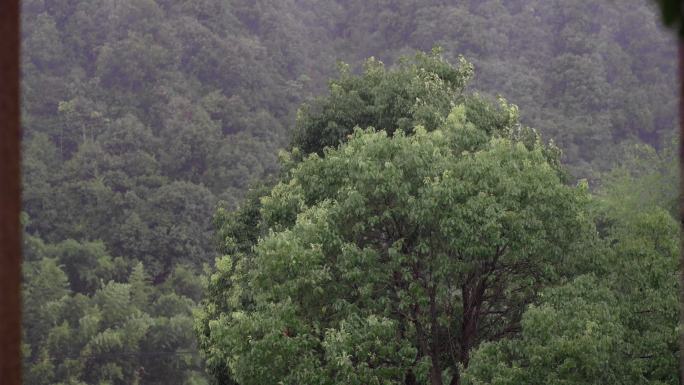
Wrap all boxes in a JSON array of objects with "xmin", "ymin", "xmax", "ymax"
[
  {"xmin": 463, "ymin": 208, "xmax": 678, "ymax": 385},
  {"xmin": 197, "ymin": 53, "xmax": 599, "ymax": 385},
  {"xmin": 19, "ymin": 0, "xmax": 678, "ymax": 384}
]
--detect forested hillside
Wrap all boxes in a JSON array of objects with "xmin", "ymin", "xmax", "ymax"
[{"xmin": 20, "ymin": 1, "xmax": 678, "ymax": 384}]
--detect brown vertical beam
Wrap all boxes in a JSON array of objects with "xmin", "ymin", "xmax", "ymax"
[
  {"xmin": 0, "ymin": 0, "xmax": 22, "ymax": 384},
  {"xmin": 680, "ymin": 38, "xmax": 684, "ymax": 385}
]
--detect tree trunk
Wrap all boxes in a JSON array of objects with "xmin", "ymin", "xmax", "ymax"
[
  {"xmin": 429, "ymin": 285, "xmax": 444, "ymax": 385},
  {"xmin": 0, "ymin": 0, "xmax": 22, "ymax": 384},
  {"xmin": 449, "ymin": 365, "xmax": 460, "ymax": 385},
  {"xmin": 460, "ymin": 280, "xmax": 485, "ymax": 368},
  {"xmin": 429, "ymin": 363, "xmax": 443, "ymax": 385}
]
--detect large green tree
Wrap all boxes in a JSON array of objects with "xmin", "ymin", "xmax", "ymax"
[{"xmin": 197, "ymin": 54, "xmax": 594, "ymax": 384}]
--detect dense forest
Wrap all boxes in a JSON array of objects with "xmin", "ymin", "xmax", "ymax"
[{"xmin": 19, "ymin": 0, "xmax": 678, "ymax": 385}]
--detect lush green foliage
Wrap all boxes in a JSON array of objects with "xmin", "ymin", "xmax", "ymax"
[
  {"xmin": 200, "ymin": 49, "xmax": 678, "ymax": 384},
  {"xmin": 22, "ymin": 232, "xmax": 206, "ymax": 385},
  {"xmin": 293, "ymin": 50, "xmax": 474, "ymax": 155},
  {"xmin": 199, "ymin": 118, "xmax": 594, "ymax": 385},
  {"xmin": 463, "ymin": 208, "xmax": 679, "ymax": 385},
  {"xmin": 318, "ymin": 0, "xmax": 677, "ymax": 179},
  {"xmin": 20, "ymin": 0, "xmax": 678, "ymax": 384},
  {"xmin": 21, "ymin": 0, "xmax": 323, "ymax": 382}
]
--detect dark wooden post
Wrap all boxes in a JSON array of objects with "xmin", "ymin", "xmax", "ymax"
[
  {"xmin": 679, "ymin": 37, "xmax": 684, "ymax": 385},
  {"xmin": 0, "ymin": 0, "xmax": 23, "ymax": 384}
]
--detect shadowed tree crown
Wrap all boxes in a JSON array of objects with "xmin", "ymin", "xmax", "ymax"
[{"xmin": 292, "ymin": 49, "xmax": 474, "ymax": 155}]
